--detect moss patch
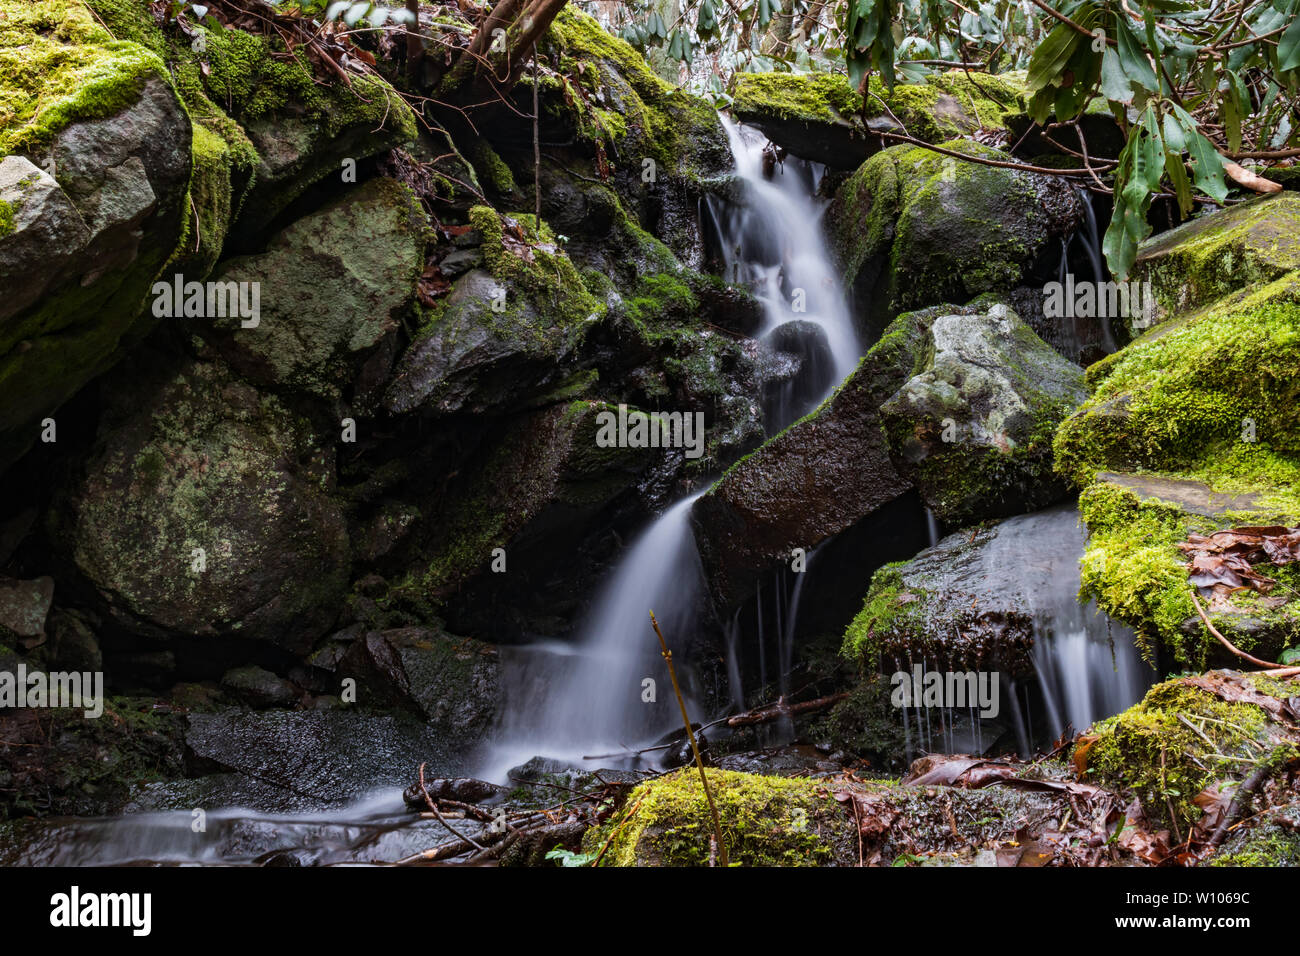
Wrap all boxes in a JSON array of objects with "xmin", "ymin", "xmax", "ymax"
[{"xmin": 583, "ymin": 768, "xmax": 853, "ymax": 866}]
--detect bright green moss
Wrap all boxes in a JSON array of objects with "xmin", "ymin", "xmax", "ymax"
[
  {"xmin": 583, "ymin": 768, "xmax": 851, "ymax": 866},
  {"xmin": 730, "ymin": 71, "xmax": 863, "ymax": 123},
  {"xmin": 1055, "ymin": 289, "xmax": 1300, "ymax": 488},
  {"xmin": 0, "ymin": 0, "xmax": 165, "ymax": 154},
  {"xmin": 0, "ymin": 199, "xmax": 13, "ymax": 238}
]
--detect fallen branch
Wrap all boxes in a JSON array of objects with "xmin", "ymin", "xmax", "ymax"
[
  {"xmin": 726, "ymin": 692, "xmax": 848, "ymax": 727},
  {"xmin": 1191, "ymin": 592, "xmax": 1280, "ymax": 670},
  {"xmin": 418, "ymin": 761, "xmax": 486, "ymax": 853}
]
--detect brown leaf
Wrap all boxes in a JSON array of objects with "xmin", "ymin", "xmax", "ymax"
[
  {"xmin": 1223, "ymin": 161, "xmax": 1283, "ymax": 194},
  {"xmin": 1073, "ymin": 734, "xmax": 1100, "ymax": 775}
]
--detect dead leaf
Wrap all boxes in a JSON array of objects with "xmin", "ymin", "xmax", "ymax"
[{"xmin": 1224, "ymin": 161, "xmax": 1283, "ymax": 194}]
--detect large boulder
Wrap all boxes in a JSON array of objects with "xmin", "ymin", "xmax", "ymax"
[
  {"xmin": 1055, "ymin": 201, "xmax": 1300, "ymax": 668},
  {"xmin": 827, "ymin": 139, "xmax": 1083, "ymax": 335},
  {"xmin": 879, "ymin": 301, "xmax": 1086, "ymax": 524},
  {"xmin": 730, "ymin": 71, "xmax": 1025, "ymax": 169},
  {"xmin": 690, "ymin": 330, "xmax": 915, "ymax": 613},
  {"xmin": 203, "ymin": 177, "xmax": 425, "ymax": 402},
  {"xmin": 0, "ymin": 0, "xmax": 192, "ymax": 472},
  {"xmin": 57, "ymin": 354, "xmax": 350, "ymax": 654}
]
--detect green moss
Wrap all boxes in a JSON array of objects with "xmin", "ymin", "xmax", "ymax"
[
  {"xmin": 468, "ymin": 205, "xmax": 602, "ymax": 329},
  {"xmin": 583, "ymin": 768, "xmax": 851, "ymax": 866},
  {"xmin": 1056, "ymin": 290, "xmax": 1300, "ymax": 489},
  {"xmin": 0, "ymin": 198, "xmax": 13, "ymax": 238},
  {"xmin": 730, "ymin": 70, "xmax": 1023, "ymax": 143},
  {"xmin": 1084, "ymin": 678, "xmax": 1289, "ymax": 834},
  {"xmin": 1208, "ymin": 822, "xmax": 1300, "ymax": 867},
  {"xmin": 465, "ymin": 137, "xmax": 516, "ymax": 195},
  {"xmin": 0, "ymin": 0, "xmax": 165, "ymax": 154},
  {"xmin": 842, "ymin": 561, "xmax": 925, "ymax": 660}
]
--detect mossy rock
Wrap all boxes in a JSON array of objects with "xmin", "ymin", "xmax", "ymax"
[
  {"xmin": 0, "ymin": 0, "xmax": 193, "ymax": 472},
  {"xmin": 203, "ymin": 176, "xmax": 426, "ymax": 401},
  {"xmin": 827, "ymin": 139, "xmax": 1082, "ymax": 335},
  {"xmin": 730, "ymin": 70, "xmax": 1025, "ymax": 169},
  {"xmin": 1055, "ymin": 268, "xmax": 1300, "ymax": 666},
  {"xmin": 1080, "ymin": 673, "xmax": 1300, "ymax": 836},
  {"xmin": 385, "ymin": 207, "xmax": 599, "ymax": 418},
  {"xmin": 57, "ymin": 353, "xmax": 350, "ymax": 654},
  {"xmin": 583, "ymin": 768, "xmax": 857, "ymax": 866},
  {"xmin": 89, "ymin": 0, "xmax": 417, "ymax": 242},
  {"xmin": 1130, "ymin": 193, "xmax": 1300, "ymax": 331},
  {"xmin": 878, "ymin": 299, "xmax": 1085, "ymax": 524}
]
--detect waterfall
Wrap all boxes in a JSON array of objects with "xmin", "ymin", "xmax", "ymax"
[
  {"xmin": 482, "ymin": 493, "xmax": 706, "ymax": 778},
  {"xmin": 710, "ymin": 116, "xmax": 861, "ymax": 418}
]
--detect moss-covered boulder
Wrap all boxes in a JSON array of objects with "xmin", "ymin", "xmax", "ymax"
[
  {"xmin": 729, "ymin": 70, "xmax": 1025, "ymax": 169},
  {"xmin": 386, "ymin": 207, "xmax": 598, "ymax": 418},
  {"xmin": 879, "ymin": 300, "xmax": 1085, "ymax": 524},
  {"xmin": 583, "ymin": 768, "xmax": 858, "ymax": 866},
  {"xmin": 690, "ymin": 326, "xmax": 914, "ymax": 614},
  {"xmin": 1130, "ymin": 193, "xmax": 1300, "ymax": 331},
  {"xmin": 1078, "ymin": 671, "xmax": 1300, "ymax": 839},
  {"xmin": 0, "ymin": 0, "xmax": 192, "ymax": 472},
  {"xmin": 89, "ymin": 0, "xmax": 418, "ymax": 243},
  {"xmin": 337, "ymin": 626, "xmax": 499, "ymax": 741},
  {"xmin": 57, "ymin": 353, "xmax": 350, "ymax": 654},
  {"xmin": 827, "ymin": 139, "xmax": 1082, "ymax": 334},
  {"xmin": 1055, "ymin": 262, "xmax": 1300, "ymax": 668},
  {"xmin": 203, "ymin": 177, "xmax": 425, "ymax": 402}
]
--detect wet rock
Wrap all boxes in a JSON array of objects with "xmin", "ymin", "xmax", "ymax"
[
  {"xmin": 827, "ymin": 140, "xmax": 1083, "ymax": 336},
  {"xmin": 57, "ymin": 354, "xmax": 349, "ymax": 654},
  {"xmin": 220, "ymin": 665, "xmax": 300, "ymax": 709},
  {"xmin": 338, "ymin": 627, "xmax": 499, "ymax": 741},
  {"xmin": 878, "ymin": 301, "xmax": 1086, "ymax": 524},
  {"xmin": 202, "ymin": 178, "xmax": 425, "ymax": 402},
  {"xmin": 691, "ymin": 325, "xmax": 915, "ymax": 614},
  {"xmin": 183, "ymin": 708, "xmax": 466, "ymax": 809}
]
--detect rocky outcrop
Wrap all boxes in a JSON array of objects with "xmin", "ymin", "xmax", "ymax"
[
  {"xmin": 690, "ymin": 328, "xmax": 916, "ymax": 613},
  {"xmin": 57, "ymin": 353, "xmax": 350, "ymax": 654},
  {"xmin": 827, "ymin": 140, "xmax": 1083, "ymax": 335},
  {"xmin": 1056, "ymin": 198, "xmax": 1300, "ymax": 668},
  {"xmin": 879, "ymin": 301, "xmax": 1086, "ymax": 524},
  {"xmin": 729, "ymin": 71, "xmax": 1025, "ymax": 170}
]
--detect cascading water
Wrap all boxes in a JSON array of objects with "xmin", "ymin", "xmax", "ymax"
[
  {"xmin": 484, "ymin": 117, "xmax": 866, "ymax": 777},
  {"xmin": 709, "ymin": 117, "xmax": 861, "ymax": 429},
  {"xmin": 482, "ymin": 492, "xmax": 707, "ymax": 778}
]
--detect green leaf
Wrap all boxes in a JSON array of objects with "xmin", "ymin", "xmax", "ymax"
[
  {"xmin": 1279, "ymin": 9, "xmax": 1300, "ymax": 72},
  {"xmin": 1115, "ymin": 16, "xmax": 1158, "ymax": 91},
  {"xmin": 1027, "ymin": 21, "xmax": 1081, "ymax": 92},
  {"xmin": 1164, "ymin": 148, "xmax": 1193, "ymax": 217},
  {"xmin": 1187, "ymin": 129, "xmax": 1228, "ymax": 202},
  {"xmin": 1100, "ymin": 47, "xmax": 1134, "ymax": 102},
  {"xmin": 1280, "ymin": 647, "xmax": 1300, "ymax": 665}
]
